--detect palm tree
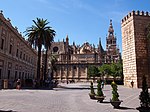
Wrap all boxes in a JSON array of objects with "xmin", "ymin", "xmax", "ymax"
[{"xmin": 25, "ymin": 18, "xmax": 56, "ymax": 85}]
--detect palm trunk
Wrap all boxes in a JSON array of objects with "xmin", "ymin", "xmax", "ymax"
[
  {"xmin": 44, "ymin": 49, "xmax": 48, "ymax": 81},
  {"xmin": 37, "ymin": 45, "xmax": 42, "ymax": 84}
]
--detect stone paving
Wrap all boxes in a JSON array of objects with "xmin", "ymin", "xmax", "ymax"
[{"xmin": 0, "ymin": 83, "xmax": 141, "ymax": 112}]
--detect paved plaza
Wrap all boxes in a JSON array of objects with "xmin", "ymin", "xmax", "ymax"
[{"xmin": 0, "ymin": 83, "xmax": 141, "ymax": 112}]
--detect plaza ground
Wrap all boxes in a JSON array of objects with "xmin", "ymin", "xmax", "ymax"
[{"xmin": 0, "ymin": 83, "xmax": 141, "ymax": 112}]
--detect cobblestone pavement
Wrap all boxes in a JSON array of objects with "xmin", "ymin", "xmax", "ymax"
[{"xmin": 0, "ymin": 83, "xmax": 141, "ymax": 112}]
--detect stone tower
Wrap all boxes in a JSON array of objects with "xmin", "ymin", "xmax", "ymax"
[
  {"xmin": 121, "ymin": 11, "xmax": 150, "ymax": 88},
  {"xmin": 105, "ymin": 20, "xmax": 120, "ymax": 63}
]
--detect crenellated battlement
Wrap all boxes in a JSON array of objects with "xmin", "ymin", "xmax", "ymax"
[{"xmin": 121, "ymin": 10, "xmax": 150, "ymax": 23}]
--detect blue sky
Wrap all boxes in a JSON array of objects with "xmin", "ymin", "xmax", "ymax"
[{"xmin": 0, "ymin": 0, "xmax": 150, "ymax": 52}]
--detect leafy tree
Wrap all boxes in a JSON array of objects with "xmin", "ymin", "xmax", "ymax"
[
  {"xmin": 87, "ymin": 65, "xmax": 99, "ymax": 81},
  {"xmin": 139, "ymin": 75, "xmax": 150, "ymax": 108},
  {"xmin": 110, "ymin": 62, "xmax": 123, "ymax": 80},
  {"xmin": 98, "ymin": 64, "xmax": 111, "ymax": 79},
  {"xmin": 116, "ymin": 61, "xmax": 123, "ymax": 79},
  {"xmin": 25, "ymin": 18, "xmax": 56, "ymax": 83},
  {"xmin": 98, "ymin": 62, "xmax": 123, "ymax": 82}
]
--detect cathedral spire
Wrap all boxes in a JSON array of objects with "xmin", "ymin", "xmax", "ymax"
[
  {"xmin": 73, "ymin": 41, "xmax": 75, "ymax": 46},
  {"xmin": 108, "ymin": 19, "xmax": 114, "ymax": 36},
  {"xmin": 99, "ymin": 37, "xmax": 101, "ymax": 46},
  {"xmin": 110, "ymin": 19, "xmax": 112, "ymax": 25},
  {"xmin": 66, "ymin": 35, "xmax": 69, "ymax": 44},
  {"xmin": 98, "ymin": 37, "xmax": 104, "ymax": 53}
]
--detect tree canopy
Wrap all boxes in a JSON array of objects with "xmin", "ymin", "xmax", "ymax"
[
  {"xmin": 98, "ymin": 64, "xmax": 111, "ymax": 77},
  {"xmin": 98, "ymin": 62, "xmax": 123, "ymax": 80},
  {"xmin": 87, "ymin": 65, "xmax": 99, "ymax": 78}
]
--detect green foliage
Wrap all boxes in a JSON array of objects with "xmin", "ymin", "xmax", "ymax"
[
  {"xmin": 87, "ymin": 65, "xmax": 99, "ymax": 78},
  {"xmin": 139, "ymin": 75, "xmax": 150, "ymax": 108},
  {"xmin": 98, "ymin": 62, "xmax": 123, "ymax": 80},
  {"xmin": 97, "ymin": 80, "xmax": 103, "ymax": 96},
  {"xmin": 110, "ymin": 62, "xmax": 123, "ymax": 79},
  {"xmin": 25, "ymin": 18, "xmax": 56, "ymax": 49},
  {"xmin": 98, "ymin": 64, "xmax": 111, "ymax": 76},
  {"xmin": 111, "ymin": 81, "xmax": 119, "ymax": 101},
  {"xmin": 90, "ymin": 81, "xmax": 95, "ymax": 95}
]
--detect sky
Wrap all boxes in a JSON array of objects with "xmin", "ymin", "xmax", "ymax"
[{"xmin": 0, "ymin": 0, "xmax": 150, "ymax": 52}]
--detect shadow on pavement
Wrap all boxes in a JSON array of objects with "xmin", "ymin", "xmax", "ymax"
[
  {"xmin": 101, "ymin": 101, "xmax": 111, "ymax": 104},
  {"xmin": 0, "ymin": 110, "xmax": 17, "ymax": 112},
  {"xmin": 115, "ymin": 106, "xmax": 136, "ymax": 110}
]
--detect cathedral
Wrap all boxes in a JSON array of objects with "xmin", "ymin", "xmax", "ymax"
[{"xmin": 47, "ymin": 20, "xmax": 121, "ymax": 82}]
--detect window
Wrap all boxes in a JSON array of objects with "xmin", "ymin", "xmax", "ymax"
[
  {"xmin": 110, "ymin": 40, "xmax": 112, "ymax": 44},
  {"xmin": 20, "ymin": 51, "xmax": 22, "ymax": 59},
  {"xmin": 16, "ymin": 49, "xmax": 18, "ymax": 57},
  {"xmin": 53, "ymin": 46, "xmax": 59, "ymax": 52},
  {"xmin": 73, "ymin": 66, "xmax": 76, "ymax": 69},
  {"xmin": 23, "ymin": 54, "xmax": 25, "ymax": 60},
  {"xmin": 8, "ymin": 70, "xmax": 10, "ymax": 79},
  {"xmin": 1, "ymin": 38, "xmax": 4, "ymax": 50},
  {"xmin": 9, "ymin": 44, "xmax": 12, "ymax": 54},
  {"xmin": 113, "ymin": 40, "xmax": 116, "ymax": 44}
]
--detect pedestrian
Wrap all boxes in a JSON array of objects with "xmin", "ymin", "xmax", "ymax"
[
  {"xmin": 16, "ymin": 79, "xmax": 21, "ymax": 90},
  {"xmin": 131, "ymin": 80, "xmax": 134, "ymax": 88}
]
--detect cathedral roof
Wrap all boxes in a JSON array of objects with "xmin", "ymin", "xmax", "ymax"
[{"xmin": 80, "ymin": 42, "xmax": 93, "ymax": 54}]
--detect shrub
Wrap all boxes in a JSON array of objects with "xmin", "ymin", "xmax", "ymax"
[
  {"xmin": 139, "ymin": 75, "xmax": 150, "ymax": 108},
  {"xmin": 111, "ymin": 81, "xmax": 119, "ymax": 101},
  {"xmin": 97, "ymin": 80, "xmax": 103, "ymax": 96},
  {"xmin": 90, "ymin": 81, "xmax": 95, "ymax": 95}
]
